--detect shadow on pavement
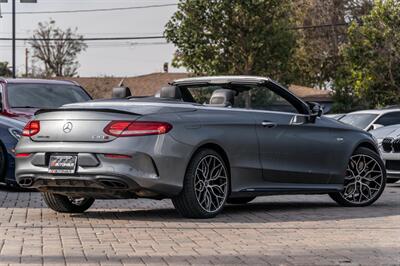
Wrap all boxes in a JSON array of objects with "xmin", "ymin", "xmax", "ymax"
[
  {"xmin": 1, "ymin": 183, "xmax": 398, "ymax": 224},
  {"xmin": 71, "ymin": 196, "xmax": 399, "ymax": 224}
]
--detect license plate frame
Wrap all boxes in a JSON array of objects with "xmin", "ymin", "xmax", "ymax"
[{"xmin": 48, "ymin": 155, "xmax": 78, "ymax": 174}]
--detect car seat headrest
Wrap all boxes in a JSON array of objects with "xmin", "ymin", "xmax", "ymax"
[
  {"xmin": 209, "ymin": 89, "xmax": 235, "ymax": 107},
  {"xmin": 158, "ymin": 86, "xmax": 182, "ymax": 100}
]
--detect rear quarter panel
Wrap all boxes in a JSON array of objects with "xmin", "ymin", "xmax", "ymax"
[{"xmin": 141, "ymin": 108, "xmax": 262, "ymax": 192}]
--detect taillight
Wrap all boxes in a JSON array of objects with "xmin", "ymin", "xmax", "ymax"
[
  {"xmin": 22, "ymin": 120, "xmax": 40, "ymax": 137},
  {"xmin": 16, "ymin": 153, "xmax": 31, "ymax": 158},
  {"xmin": 104, "ymin": 121, "xmax": 172, "ymax": 137}
]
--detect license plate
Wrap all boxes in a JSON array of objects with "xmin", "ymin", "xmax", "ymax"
[{"xmin": 48, "ymin": 155, "xmax": 77, "ymax": 174}]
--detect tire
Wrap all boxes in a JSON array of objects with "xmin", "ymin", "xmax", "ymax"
[
  {"xmin": 329, "ymin": 147, "xmax": 386, "ymax": 207},
  {"xmin": 42, "ymin": 192, "xmax": 95, "ymax": 213},
  {"xmin": 227, "ymin": 197, "xmax": 255, "ymax": 204},
  {"xmin": 172, "ymin": 149, "xmax": 230, "ymax": 218},
  {"xmin": 0, "ymin": 143, "xmax": 7, "ymax": 184}
]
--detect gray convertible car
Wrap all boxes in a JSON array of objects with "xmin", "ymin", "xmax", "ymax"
[{"xmin": 15, "ymin": 76, "xmax": 386, "ymax": 218}]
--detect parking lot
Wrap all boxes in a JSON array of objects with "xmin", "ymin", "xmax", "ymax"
[{"xmin": 0, "ymin": 184, "xmax": 398, "ymax": 266}]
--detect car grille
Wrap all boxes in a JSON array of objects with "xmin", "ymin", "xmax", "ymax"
[
  {"xmin": 386, "ymin": 160, "xmax": 400, "ymax": 171},
  {"xmin": 382, "ymin": 138, "xmax": 394, "ymax": 152},
  {"xmin": 393, "ymin": 139, "xmax": 400, "ymax": 153}
]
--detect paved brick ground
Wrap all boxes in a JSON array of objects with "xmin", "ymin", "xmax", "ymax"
[{"xmin": 0, "ymin": 184, "xmax": 398, "ymax": 266}]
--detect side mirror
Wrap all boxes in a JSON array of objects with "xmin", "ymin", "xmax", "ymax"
[
  {"xmin": 307, "ymin": 102, "xmax": 323, "ymax": 123},
  {"xmin": 370, "ymin": 124, "xmax": 384, "ymax": 131},
  {"xmin": 112, "ymin": 86, "xmax": 132, "ymax": 98}
]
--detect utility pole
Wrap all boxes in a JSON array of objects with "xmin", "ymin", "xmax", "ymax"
[
  {"xmin": 12, "ymin": 0, "xmax": 15, "ymax": 78},
  {"xmin": 25, "ymin": 48, "xmax": 28, "ymax": 76},
  {"xmin": 0, "ymin": 0, "xmax": 37, "ymax": 78}
]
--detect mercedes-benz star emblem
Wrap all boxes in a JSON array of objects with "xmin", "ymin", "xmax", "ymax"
[{"xmin": 63, "ymin": 122, "xmax": 73, "ymax": 133}]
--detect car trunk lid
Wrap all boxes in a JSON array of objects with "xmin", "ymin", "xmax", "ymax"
[{"xmin": 30, "ymin": 109, "xmax": 141, "ymax": 142}]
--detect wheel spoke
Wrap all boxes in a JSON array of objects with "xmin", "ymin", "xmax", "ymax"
[
  {"xmin": 194, "ymin": 155, "xmax": 228, "ymax": 213},
  {"xmin": 341, "ymin": 154, "xmax": 383, "ymax": 204}
]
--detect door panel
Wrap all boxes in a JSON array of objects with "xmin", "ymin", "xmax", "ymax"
[{"xmin": 255, "ymin": 113, "xmax": 338, "ymax": 184}]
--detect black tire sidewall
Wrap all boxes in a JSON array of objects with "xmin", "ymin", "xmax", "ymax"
[
  {"xmin": 0, "ymin": 143, "xmax": 7, "ymax": 183},
  {"xmin": 173, "ymin": 148, "xmax": 230, "ymax": 218},
  {"xmin": 330, "ymin": 147, "xmax": 386, "ymax": 207},
  {"xmin": 43, "ymin": 192, "xmax": 95, "ymax": 213}
]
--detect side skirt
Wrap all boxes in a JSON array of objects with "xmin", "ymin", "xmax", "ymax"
[{"xmin": 231, "ymin": 184, "xmax": 343, "ymax": 198}]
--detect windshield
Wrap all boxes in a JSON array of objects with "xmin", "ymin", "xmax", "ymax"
[
  {"xmin": 339, "ymin": 113, "xmax": 378, "ymax": 129},
  {"xmin": 7, "ymin": 83, "xmax": 91, "ymax": 109}
]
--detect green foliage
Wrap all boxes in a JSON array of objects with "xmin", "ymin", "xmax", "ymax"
[
  {"xmin": 333, "ymin": 0, "xmax": 400, "ymax": 112},
  {"xmin": 0, "ymin": 61, "xmax": 12, "ymax": 77},
  {"xmin": 291, "ymin": 0, "xmax": 373, "ymax": 89},
  {"xmin": 165, "ymin": 0, "xmax": 296, "ymax": 84},
  {"xmin": 30, "ymin": 19, "xmax": 87, "ymax": 77}
]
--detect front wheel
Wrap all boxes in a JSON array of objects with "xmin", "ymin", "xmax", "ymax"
[
  {"xmin": 172, "ymin": 149, "xmax": 230, "ymax": 218},
  {"xmin": 330, "ymin": 147, "xmax": 386, "ymax": 207},
  {"xmin": 42, "ymin": 192, "xmax": 95, "ymax": 213}
]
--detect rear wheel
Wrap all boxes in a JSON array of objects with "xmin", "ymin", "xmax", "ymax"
[
  {"xmin": 42, "ymin": 192, "xmax": 95, "ymax": 213},
  {"xmin": 172, "ymin": 149, "xmax": 229, "ymax": 218},
  {"xmin": 329, "ymin": 147, "xmax": 386, "ymax": 207},
  {"xmin": 227, "ymin": 197, "xmax": 255, "ymax": 204}
]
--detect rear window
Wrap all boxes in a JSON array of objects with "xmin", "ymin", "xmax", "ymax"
[{"xmin": 7, "ymin": 83, "xmax": 91, "ymax": 109}]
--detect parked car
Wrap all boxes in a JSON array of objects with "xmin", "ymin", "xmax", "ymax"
[
  {"xmin": 15, "ymin": 76, "xmax": 386, "ymax": 218},
  {"xmin": 339, "ymin": 109, "xmax": 400, "ymax": 131},
  {"xmin": 370, "ymin": 124, "xmax": 400, "ymax": 183},
  {"xmin": 325, "ymin": 113, "xmax": 345, "ymax": 120},
  {"xmin": 0, "ymin": 116, "xmax": 24, "ymax": 186},
  {"xmin": 0, "ymin": 78, "xmax": 92, "ymax": 122}
]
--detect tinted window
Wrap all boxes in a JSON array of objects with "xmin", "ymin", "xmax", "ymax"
[
  {"xmin": 7, "ymin": 83, "xmax": 90, "ymax": 108},
  {"xmin": 339, "ymin": 113, "xmax": 378, "ymax": 129},
  {"xmin": 187, "ymin": 85, "xmax": 298, "ymax": 113},
  {"xmin": 375, "ymin": 112, "xmax": 400, "ymax": 126}
]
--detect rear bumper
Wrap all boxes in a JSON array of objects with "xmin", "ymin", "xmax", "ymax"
[
  {"xmin": 15, "ymin": 135, "xmax": 194, "ymax": 198},
  {"xmin": 17, "ymin": 173, "xmax": 145, "ymax": 199},
  {"xmin": 386, "ymin": 170, "xmax": 400, "ymax": 179}
]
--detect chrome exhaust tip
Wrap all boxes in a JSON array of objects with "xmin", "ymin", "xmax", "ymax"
[{"xmin": 18, "ymin": 177, "xmax": 34, "ymax": 187}]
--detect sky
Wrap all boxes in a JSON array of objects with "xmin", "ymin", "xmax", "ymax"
[{"xmin": 0, "ymin": 0, "xmax": 183, "ymax": 77}]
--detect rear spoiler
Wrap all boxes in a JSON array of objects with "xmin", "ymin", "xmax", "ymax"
[{"xmin": 35, "ymin": 108, "xmax": 142, "ymax": 116}]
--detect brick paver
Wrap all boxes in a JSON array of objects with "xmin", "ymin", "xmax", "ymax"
[{"xmin": 0, "ymin": 184, "xmax": 399, "ymax": 265}]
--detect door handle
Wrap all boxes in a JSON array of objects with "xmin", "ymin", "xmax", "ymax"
[{"xmin": 261, "ymin": 121, "xmax": 277, "ymax": 128}]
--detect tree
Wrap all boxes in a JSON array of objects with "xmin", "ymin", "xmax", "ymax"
[
  {"xmin": 333, "ymin": 0, "xmax": 400, "ymax": 111},
  {"xmin": 165, "ymin": 0, "xmax": 296, "ymax": 84},
  {"xmin": 0, "ymin": 61, "xmax": 12, "ymax": 77},
  {"xmin": 29, "ymin": 20, "xmax": 87, "ymax": 77},
  {"xmin": 291, "ymin": 0, "xmax": 373, "ymax": 89}
]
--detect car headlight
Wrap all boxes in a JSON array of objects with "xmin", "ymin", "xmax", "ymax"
[{"xmin": 8, "ymin": 128, "xmax": 22, "ymax": 140}]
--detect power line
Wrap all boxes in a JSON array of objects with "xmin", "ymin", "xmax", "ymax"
[
  {"xmin": 0, "ymin": 3, "xmax": 178, "ymax": 15},
  {"xmin": 0, "ymin": 22, "xmax": 351, "ymax": 42},
  {"xmin": 0, "ymin": 36, "xmax": 165, "ymax": 41},
  {"xmin": 291, "ymin": 23, "xmax": 349, "ymax": 30}
]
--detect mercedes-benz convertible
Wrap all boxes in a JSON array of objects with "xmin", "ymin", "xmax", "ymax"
[{"xmin": 15, "ymin": 76, "xmax": 386, "ymax": 218}]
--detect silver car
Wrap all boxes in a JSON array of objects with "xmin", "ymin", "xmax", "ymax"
[
  {"xmin": 370, "ymin": 124, "xmax": 400, "ymax": 183},
  {"xmin": 339, "ymin": 109, "xmax": 400, "ymax": 131},
  {"xmin": 15, "ymin": 76, "xmax": 386, "ymax": 218}
]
